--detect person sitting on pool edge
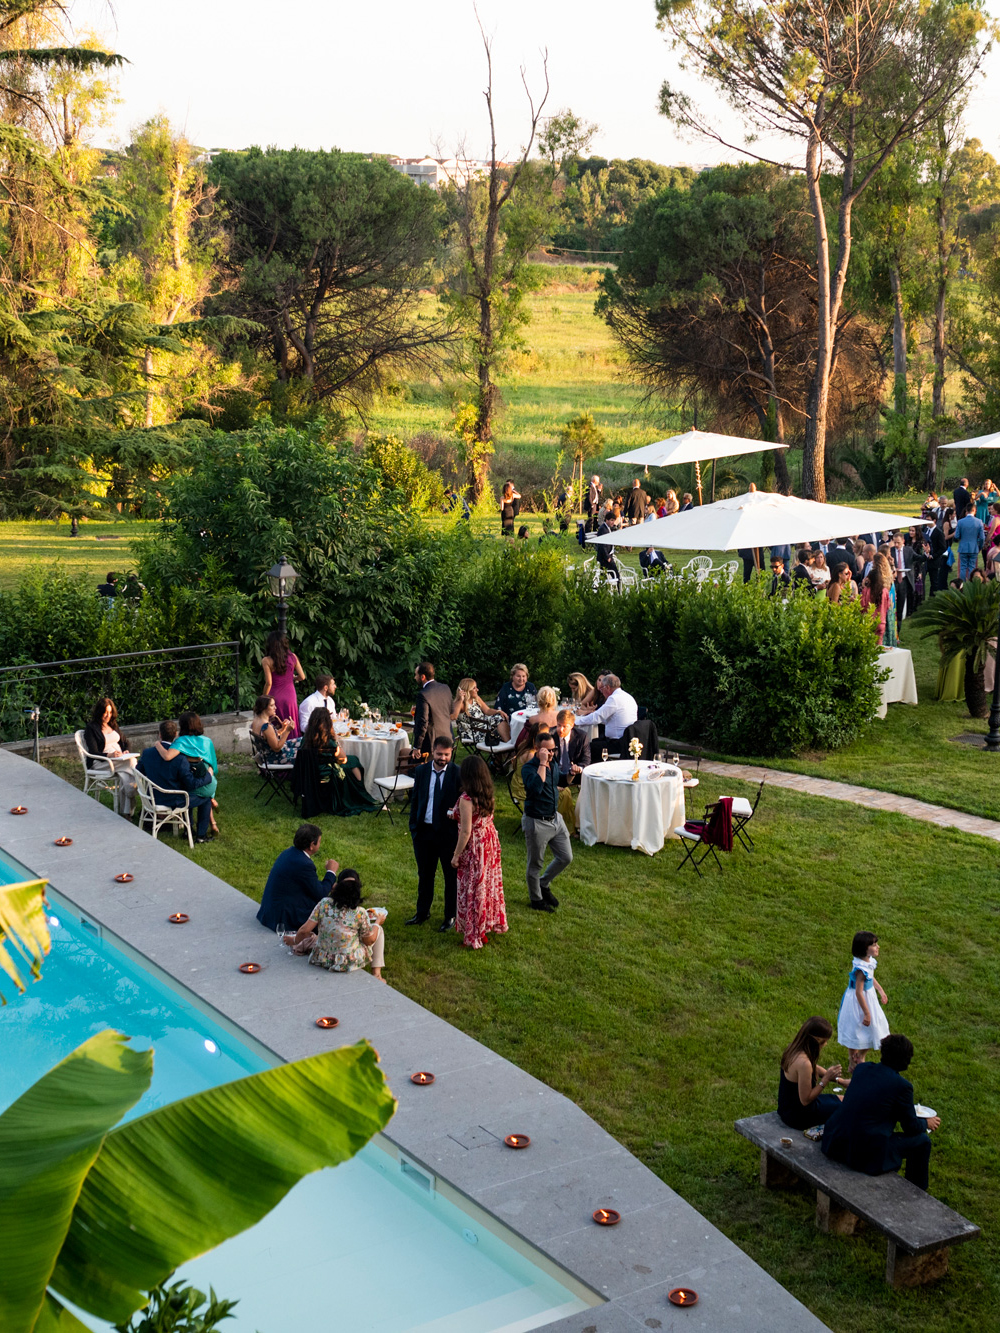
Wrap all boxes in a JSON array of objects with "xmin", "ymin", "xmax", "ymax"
[
  {"xmin": 257, "ymin": 823, "xmax": 339, "ymax": 933},
  {"xmin": 292, "ymin": 868, "xmax": 386, "ymax": 980}
]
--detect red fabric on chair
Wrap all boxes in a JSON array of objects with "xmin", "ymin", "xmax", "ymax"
[{"xmin": 705, "ymin": 797, "xmax": 733, "ymax": 851}]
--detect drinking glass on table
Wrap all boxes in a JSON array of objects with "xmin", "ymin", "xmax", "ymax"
[
  {"xmin": 276, "ymin": 922, "xmax": 289, "ymax": 949},
  {"xmin": 601, "ymin": 748, "xmax": 609, "ymax": 763}
]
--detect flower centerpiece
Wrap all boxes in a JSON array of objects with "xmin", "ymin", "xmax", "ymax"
[{"xmin": 628, "ymin": 736, "xmax": 643, "ymax": 780}]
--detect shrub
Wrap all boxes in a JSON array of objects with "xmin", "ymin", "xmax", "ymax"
[{"xmin": 362, "ymin": 432, "xmax": 446, "ymax": 513}]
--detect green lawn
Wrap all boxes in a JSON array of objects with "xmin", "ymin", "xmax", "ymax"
[
  {"xmin": 0, "ymin": 519, "xmax": 146, "ymax": 592},
  {"xmin": 44, "ymin": 754, "xmax": 1000, "ymax": 1333}
]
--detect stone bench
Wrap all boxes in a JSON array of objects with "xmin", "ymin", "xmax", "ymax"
[{"xmin": 735, "ymin": 1111, "xmax": 979, "ymax": 1288}]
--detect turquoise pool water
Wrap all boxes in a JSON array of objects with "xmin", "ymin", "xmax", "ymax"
[{"xmin": 0, "ymin": 851, "xmax": 591, "ymax": 1331}]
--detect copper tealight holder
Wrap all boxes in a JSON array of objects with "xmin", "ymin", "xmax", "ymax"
[
  {"xmin": 167, "ymin": 913, "xmax": 189, "ymax": 924},
  {"xmin": 592, "ymin": 1208, "xmax": 620, "ymax": 1226},
  {"xmin": 315, "ymin": 1016, "xmax": 339, "ymax": 1029},
  {"xmin": 114, "ymin": 873, "xmax": 134, "ymax": 884},
  {"xmin": 54, "ymin": 837, "xmax": 73, "ymax": 846},
  {"xmin": 10, "ymin": 806, "xmax": 28, "ymax": 815},
  {"xmin": 668, "ymin": 1288, "xmax": 699, "ymax": 1307},
  {"xmin": 238, "ymin": 962, "xmax": 262, "ymax": 974},
  {"xmin": 504, "ymin": 1134, "xmax": 531, "ymax": 1149},
  {"xmin": 410, "ymin": 1071, "xmax": 435, "ymax": 1085}
]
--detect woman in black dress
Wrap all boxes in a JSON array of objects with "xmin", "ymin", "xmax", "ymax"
[
  {"xmin": 500, "ymin": 481, "xmax": 520, "ymax": 536},
  {"xmin": 777, "ymin": 1016, "xmax": 846, "ymax": 1129}
]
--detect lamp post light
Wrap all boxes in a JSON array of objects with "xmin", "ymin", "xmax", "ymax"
[{"xmin": 267, "ymin": 556, "xmax": 299, "ymax": 638}]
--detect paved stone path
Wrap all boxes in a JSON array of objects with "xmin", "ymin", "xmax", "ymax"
[{"xmin": 700, "ymin": 760, "xmax": 1000, "ymax": 843}]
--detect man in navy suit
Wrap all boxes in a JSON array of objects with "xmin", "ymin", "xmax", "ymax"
[
  {"xmin": 257, "ymin": 823, "xmax": 338, "ymax": 931},
  {"xmin": 406, "ymin": 735, "xmax": 461, "ymax": 930},
  {"xmin": 821, "ymin": 1034, "xmax": 940, "ymax": 1190},
  {"xmin": 136, "ymin": 720, "xmax": 212, "ymax": 841},
  {"xmin": 555, "ymin": 709, "xmax": 589, "ymax": 785}
]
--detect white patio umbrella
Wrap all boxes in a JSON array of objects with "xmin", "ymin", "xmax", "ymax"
[
  {"xmin": 607, "ymin": 428, "xmax": 788, "ymax": 503},
  {"xmin": 938, "ymin": 432, "xmax": 1000, "ymax": 450},
  {"xmin": 587, "ymin": 489, "xmax": 930, "ymax": 554}
]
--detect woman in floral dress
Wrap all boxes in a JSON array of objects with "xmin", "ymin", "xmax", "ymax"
[
  {"xmin": 451, "ymin": 756, "xmax": 507, "ymax": 950},
  {"xmin": 292, "ymin": 870, "xmax": 385, "ymax": 979}
]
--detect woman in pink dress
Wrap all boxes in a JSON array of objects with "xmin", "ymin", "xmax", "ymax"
[
  {"xmin": 451, "ymin": 756, "xmax": 507, "ymax": 949},
  {"xmin": 262, "ymin": 631, "xmax": 306, "ymax": 736}
]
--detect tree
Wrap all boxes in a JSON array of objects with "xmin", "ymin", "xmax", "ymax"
[
  {"xmin": 657, "ymin": 0, "xmax": 992, "ymax": 499},
  {"xmin": 0, "ymin": 1027, "xmax": 394, "ymax": 1332},
  {"xmin": 209, "ymin": 147, "xmax": 448, "ymax": 409},
  {"xmin": 551, "ymin": 157, "xmax": 694, "ymax": 255},
  {"xmin": 559, "ymin": 410, "xmax": 605, "ymax": 510},
  {"xmin": 599, "ymin": 164, "xmax": 881, "ymax": 490},
  {"xmin": 538, "ymin": 107, "xmax": 598, "ymax": 177},
  {"xmin": 441, "ymin": 25, "xmax": 553, "ymax": 497}
]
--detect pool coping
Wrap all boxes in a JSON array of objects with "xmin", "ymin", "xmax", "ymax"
[{"xmin": 0, "ymin": 748, "xmax": 830, "ymax": 1333}]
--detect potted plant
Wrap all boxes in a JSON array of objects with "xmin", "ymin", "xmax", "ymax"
[{"xmin": 914, "ymin": 580, "xmax": 999, "ymax": 718}]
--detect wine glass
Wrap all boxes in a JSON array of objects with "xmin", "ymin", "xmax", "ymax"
[
  {"xmin": 601, "ymin": 748, "xmax": 609, "ymax": 764},
  {"xmin": 276, "ymin": 923, "xmax": 288, "ymax": 950}
]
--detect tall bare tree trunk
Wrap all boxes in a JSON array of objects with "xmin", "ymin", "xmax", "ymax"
[
  {"xmin": 803, "ymin": 126, "xmax": 832, "ymax": 502},
  {"xmin": 889, "ymin": 262, "xmax": 907, "ymax": 417},
  {"xmin": 928, "ymin": 175, "xmax": 948, "ymax": 488},
  {"xmin": 143, "ymin": 346, "xmax": 154, "ymax": 427}
]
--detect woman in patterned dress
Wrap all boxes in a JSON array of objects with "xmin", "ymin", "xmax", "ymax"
[
  {"xmin": 451, "ymin": 756, "xmax": 507, "ymax": 950},
  {"xmin": 292, "ymin": 870, "xmax": 386, "ymax": 979}
]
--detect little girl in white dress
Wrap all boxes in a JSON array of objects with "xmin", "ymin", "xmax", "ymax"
[{"xmin": 837, "ymin": 930, "xmax": 890, "ymax": 1072}]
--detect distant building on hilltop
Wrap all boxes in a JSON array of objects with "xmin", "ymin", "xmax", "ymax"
[{"xmin": 382, "ymin": 155, "xmax": 508, "ymax": 188}]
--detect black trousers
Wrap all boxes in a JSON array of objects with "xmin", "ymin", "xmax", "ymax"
[
  {"xmin": 895, "ymin": 576, "xmax": 913, "ymax": 623},
  {"xmin": 929, "ymin": 555, "xmax": 948, "ymax": 593},
  {"xmin": 411, "ymin": 824, "xmax": 458, "ymax": 920},
  {"xmin": 882, "ymin": 1131, "xmax": 932, "ymax": 1191}
]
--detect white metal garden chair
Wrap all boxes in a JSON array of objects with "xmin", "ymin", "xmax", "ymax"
[
  {"xmin": 619, "ymin": 565, "xmax": 639, "ymax": 591},
  {"xmin": 682, "ymin": 556, "xmax": 713, "ymax": 575},
  {"xmin": 75, "ymin": 729, "xmax": 121, "ymax": 810},
  {"xmin": 134, "ymin": 770, "xmax": 194, "ymax": 847}
]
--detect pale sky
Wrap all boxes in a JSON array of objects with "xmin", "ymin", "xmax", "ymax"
[{"xmin": 72, "ymin": 0, "xmax": 1000, "ymax": 167}]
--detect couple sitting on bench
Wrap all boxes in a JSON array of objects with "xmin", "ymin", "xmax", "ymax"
[{"xmin": 780, "ymin": 1017, "xmax": 939, "ymax": 1190}]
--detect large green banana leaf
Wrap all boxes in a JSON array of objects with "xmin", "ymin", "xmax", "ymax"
[
  {"xmin": 51, "ymin": 1038, "xmax": 395, "ymax": 1324},
  {"xmin": 0, "ymin": 1031, "xmax": 153, "ymax": 1333},
  {"xmin": 0, "ymin": 879, "xmax": 50, "ymax": 1003}
]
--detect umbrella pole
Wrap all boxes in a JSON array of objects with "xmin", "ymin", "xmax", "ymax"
[
  {"xmin": 695, "ymin": 459, "xmax": 703, "ymax": 506},
  {"xmin": 711, "ymin": 459, "xmax": 716, "ymax": 502}
]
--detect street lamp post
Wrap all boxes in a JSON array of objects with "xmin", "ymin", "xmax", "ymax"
[{"xmin": 267, "ymin": 556, "xmax": 299, "ymax": 638}]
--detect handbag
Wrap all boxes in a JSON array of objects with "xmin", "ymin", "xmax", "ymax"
[{"xmin": 945, "ymin": 545, "xmax": 955, "ymax": 568}]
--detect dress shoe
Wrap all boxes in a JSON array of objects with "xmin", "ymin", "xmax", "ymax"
[
  {"xmin": 405, "ymin": 913, "xmax": 429, "ymax": 926},
  {"xmin": 529, "ymin": 900, "xmax": 556, "ymax": 912},
  {"xmin": 438, "ymin": 917, "xmax": 456, "ymax": 932},
  {"xmin": 540, "ymin": 887, "xmax": 560, "ymax": 907}
]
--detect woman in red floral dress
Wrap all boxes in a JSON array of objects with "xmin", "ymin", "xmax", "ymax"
[{"xmin": 451, "ymin": 756, "xmax": 507, "ymax": 949}]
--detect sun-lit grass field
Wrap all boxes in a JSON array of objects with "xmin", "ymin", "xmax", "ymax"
[{"xmin": 0, "ymin": 519, "xmax": 146, "ymax": 592}]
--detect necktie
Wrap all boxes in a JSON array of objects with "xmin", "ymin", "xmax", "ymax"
[{"xmin": 896, "ymin": 549, "xmax": 903, "ymax": 570}]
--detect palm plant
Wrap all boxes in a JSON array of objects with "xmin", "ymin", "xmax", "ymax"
[
  {"xmin": 913, "ymin": 579, "xmax": 1000, "ymax": 717},
  {"xmin": 0, "ymin": 878, "xmax": 49, "ymax": 1002}
]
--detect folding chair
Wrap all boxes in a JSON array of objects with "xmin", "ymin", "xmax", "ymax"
[
  {"xmin": 373, "ymin": 750, "xmax": 417, "ymax": 825},
  {"xmin": 675, "ymin": 796, "xmax": 733, "ymax": 876},
  {"xmin": 250, "ymin": 732, "xmax": 296, "ymax": 806},
  {"xmin": 477, "ymin": 735, "xmax": 516, "ymax": 776},
  {"xmin": 134, "ymin": 771, "xmax": 194, "ymax": 847},
  {"xmin": 723, "ymin": 779, "xmax": 765, "ymax": 851}
]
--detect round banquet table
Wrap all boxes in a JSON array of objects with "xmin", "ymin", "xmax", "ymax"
[
  {"xmin": 576, "ymin": 760, "xmax": 686, "ymax": 856},
  {"xmin": 509, "ymin": 707, "xmax": 539, "ymax": 744},
  {"xmin": 333, "ymin": 725, "xmax": 408, "ymax": 795}
]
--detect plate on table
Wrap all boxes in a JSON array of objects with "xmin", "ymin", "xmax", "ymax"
[{"xmin": 915, "ymin": 1104, "xmax": 936, "ymax": 1118}]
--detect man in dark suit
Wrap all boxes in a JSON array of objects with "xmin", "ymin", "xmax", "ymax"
[
  {"xmin": 826, "ymin": 539, "xmax": 858, "ymax": 578},
  {"xmin": 406, "ymin": 735, "xmax": 461, "ymax": 930},
  {"xmin": 927, "ymin": 523, "xmax": 948, "ymax": 593},
  {"xmin": 623, "ymin": 479, "xmax": 645, "ymax": 525},
  {"xmin": 594, "ymin": 519, "xmax": 621, "ymax": 582},
  {"xmin": 412, "ymin": 660, "xmax": 453, "ymax": 756},
  {"xmin": 953, "ymin": 476, "xmax": 972, "ymax": 517},
  {"xmin": 136, "ymin": 720, "xmax": 212, "ymax": 841},
  {"xmin": 737, "ymin": 547, "xmax": 760, "ymax": 583},
  {"xmin": 768, "ymin": 555, "xmax": 791, "ymax": 597},
  {"xmin": 821, "ymin": 1034, "xmax": 939, "ymax": 1190},
  {"xmin": 792, "ymin": 549, "xmax": 815, "ymax": 590},
  {"xmin": 555, "ymin": 709, "xmax": 588, "ymax": 785},
  {"xmin": 256, "ymin": 823, "xmax": 338, "ymax": 931},
  {"xmin": 639, "ymin": 545, "xmax": 669, "ymax": 577},
  {"xmin": 889, "ymin": 532, "xmax": 915, "ymax": 622}
]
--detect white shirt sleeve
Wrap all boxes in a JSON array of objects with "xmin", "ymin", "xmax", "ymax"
[
  {"xmin": 299, "ymin": 693, "xmax": 316, "ymax": 734},
  {"xmin": 576, "ymin": 690, "xmax": 622, "ymax": 729}
]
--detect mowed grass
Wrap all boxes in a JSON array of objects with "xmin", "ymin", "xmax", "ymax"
[
  {"xmin": 0, "ymin": 519, "xmax": 145, "ymax": 592},
  {"xmin": 44, "ymin": 753, "xmax": 1000, "ymax": 1333}
]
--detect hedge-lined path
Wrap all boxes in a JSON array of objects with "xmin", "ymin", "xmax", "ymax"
[{"xmin": 701, "ymin": 759, "xmax": 1000, "ymax": 842}]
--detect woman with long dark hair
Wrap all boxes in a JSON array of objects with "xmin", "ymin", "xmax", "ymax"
[
  {"xmin": 861, "ymin": 553, "xmax": 895, "ymax": 646},
  {"xmin": 777, "ymin": 1017, "xmax": 845, "ymax": 1129},
  {"xmin": 83, "ymin": 696, "xmax": 137, "ymax": 816},
  {"xmin": 292, "ymin": 869, "xmax": 386, "ymax": 979},
  {"xmin": 451, "ymin": 755, "xmax": 506, "ymax": 948},
  {"xmin": 293, "ymin": 708, "xmax": 376, "ymax": 818},
  {"xmin": 262, "ymin": 630, "xmax": 306, "ymax": 736}
]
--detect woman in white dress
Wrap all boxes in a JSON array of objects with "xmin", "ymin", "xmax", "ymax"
[
  {"xmin": 808, "ymin": 550, "xmax": 831, "ymax": 588},
  {"xmin": 837, "ymin": 930, "xmax": 890, "ymax": 1072}
]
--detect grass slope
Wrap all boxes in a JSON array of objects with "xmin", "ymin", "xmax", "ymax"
[
  {"xmin": 44, "ymin": 755, "xmax": 1000, "ymax": 1333},
  {"xmin": 0, "ymin": 520, "xmax": 144, "ymax": 592}
]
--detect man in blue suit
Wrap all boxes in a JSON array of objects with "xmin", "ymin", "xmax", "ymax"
[
  {"xmin": 955, "ymin": 504, "xmax": 984, "ymax": 580},
  {"xmin": 136, "ymin": 720, "xmax": 213, "ymax": 842},
  {"xmin": 257, "ymin": 823, "xmax": 338, "ymax": 932},
  {"xmin": 821, "ymin": 1034, "xmax": 940, "ymax": 1190}
]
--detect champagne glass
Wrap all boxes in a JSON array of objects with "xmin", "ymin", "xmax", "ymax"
[
  {"xmin": 276, "ymin": 922, "xmax": 288, "ymax": 950},
  {"xmin": 601, "ymin": 748, "xmax": 609, "ymax": 763}
]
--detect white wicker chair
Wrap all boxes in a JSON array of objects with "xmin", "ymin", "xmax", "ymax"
[
  {"xmin": 74, "ymin": 729, "xmax": 120, "ymax": 809},
  {"xmin": 683, "ymin": 556, "xmax": 713, "ymax": 580},
  {"xmin": 619, "ymin": 565, "xmax": 639, "ymax": 590},
  {"xmin": 134, "ymin": 770, "xmax": 194, "ymax": 846}
]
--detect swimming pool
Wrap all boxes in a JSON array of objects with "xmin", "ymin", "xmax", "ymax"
[{"xmin": 0, "ymin": 851, "xmax": 592, "ymax": 1331}]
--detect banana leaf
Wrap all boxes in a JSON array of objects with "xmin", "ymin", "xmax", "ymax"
[
  {"xmin": 0, "ymin": 879, "xmax": 51, "ymax": 1003},
  {"xmin": 0, "ymin": 1032, "xmax": 153, "ymax": 1333},
  {"xmin": 51, "ymin": 1039, "xmax": 395, "ymax": 1323}
]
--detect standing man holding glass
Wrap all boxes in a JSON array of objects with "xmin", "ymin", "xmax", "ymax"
[{"xmin": 406, "ymin": 735, "xmax": 461, "ymax": 931}]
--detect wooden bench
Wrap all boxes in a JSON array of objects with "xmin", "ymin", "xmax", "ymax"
[{"xmin": 735, "ymin": 1112, "xmax": 979, "ymax": 1288}]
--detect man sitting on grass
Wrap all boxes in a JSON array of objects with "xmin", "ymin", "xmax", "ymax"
[{"xmin": 257, "ymin": 823, "xmax": 339, "ymax": 933}]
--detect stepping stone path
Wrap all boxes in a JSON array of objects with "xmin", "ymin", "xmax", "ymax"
[{"xmin": 701, "ymin": 761, "xmax": 1000, "ymax": 843}]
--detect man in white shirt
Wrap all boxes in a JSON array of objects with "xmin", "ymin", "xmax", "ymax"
[
  {"xmin": 574, "ymin": 673, "xmax": 639, "ymax": 763},
  {"xmin": 298, "ymin": 675, "xmax": 337, "ymax": 734}
]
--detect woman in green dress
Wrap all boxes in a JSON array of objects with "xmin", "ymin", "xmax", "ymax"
[{"xmin": 293, "ymin": 709, "xmax": 377, "ymax": 818}]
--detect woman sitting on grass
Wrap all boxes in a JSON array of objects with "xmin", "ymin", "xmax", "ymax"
[
  {"xmin": 293, "ymin": 709, "xmax": 377, "ymax": 818},
  {"xmin": 292, "ymin": 869, "xmax": 386, "ymax": 980},
  {"xmin": 777, "ymin": 1016, "xmax": 846, "ymax": 1130}
]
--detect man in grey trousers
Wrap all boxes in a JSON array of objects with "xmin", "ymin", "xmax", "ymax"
[{"xmin": 520, "ymin": 732, "xmax": 572, "ymax": 912}]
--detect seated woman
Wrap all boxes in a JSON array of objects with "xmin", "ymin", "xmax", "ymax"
[
  {"xmin": 291, "ymin": 869, "xmax": 386, "ymax": 980},
  {"xmin": 807, "ymin": 550, "xmax": 831, "ymax": 588},
  {"xmin": 250, "ymin": 694, "xmax": 300, "ymax": 763},
  {"xmin": 83, "ymin": 696, "xmax": 137, "ymax": 817},
  {"xmin": 533, "ymin": 685, "xmax": 559, "ymax": 730},
  {"xmin": 293, "ymin": 709, "xmax": 377, "ymax": 818},
  {"xmin": 451, "ymin": 678, "xmax": 511, "ymax": 745},
  {"xmin": 778, "ymin": 1016, "xmax": 846, "ymax": 1129},
  {"xmin": 495, "ymin": 663, "xmax": 536, "ymax": 718},
  {"xmin": 171, "ymin": 710, "xmax": 220, "ymax": 837},
  {"xmin": 567, "ymin": 672, "xmax": 599, "ymax": 711}
]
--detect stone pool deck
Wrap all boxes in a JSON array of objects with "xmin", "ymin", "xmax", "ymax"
[{"xmin": 0, "ymin": 748, "xmax": 829, "ymax": 1333}]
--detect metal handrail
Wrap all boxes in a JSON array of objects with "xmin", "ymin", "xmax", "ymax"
[{"xmin": 0, "ymin": 641, "xmax": 240, "ymax": 674}]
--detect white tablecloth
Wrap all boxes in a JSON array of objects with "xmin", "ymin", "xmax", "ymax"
[
  {"xmin": 509, "ymin": 707, "xmax": 538, "ymax": 744},
  {"xmin": 876, "ymin": 647, "xmax": 918, "ymax": 719},
  {"xmin": 576, "ymin": 760, "xmax": 686, "ymax": 856},
  {"xmin": 335, "ymin": 727, "xmax": 408, "ymax": 794}
]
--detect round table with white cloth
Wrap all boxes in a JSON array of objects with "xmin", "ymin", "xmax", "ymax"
[
  {"xmin": 576, "ymin": 760, "xmax": 686, "ymax": 856},
  {"xmin": 509, "ymin": 707, "xmax": 538, "ymax": 744},
  {"xmin": 876, "ymin": 647, "xmax": 918, "ymax": 719},
  {"xmin": 333, "ymin": 724, "xmax": 408, "ymax": 795}
]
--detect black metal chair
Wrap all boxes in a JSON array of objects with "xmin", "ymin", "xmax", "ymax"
[
  {"xmin": 725, "ymin": 779, "xmax": 765, "ymax": 851},
  {"xmin": 675, "ymin": 797, "xmax": 733, "ymax": 876},
  {"xmin": 250, "ymin": 731, "xmax": 295, "ymax": 806}
]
